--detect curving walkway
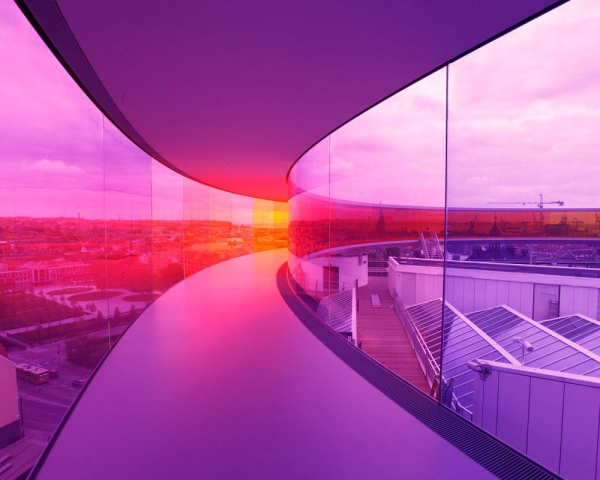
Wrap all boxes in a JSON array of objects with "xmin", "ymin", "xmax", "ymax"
[{"xmin": 32, "ymin": 249, "xmax": 494, "ymax": 479}]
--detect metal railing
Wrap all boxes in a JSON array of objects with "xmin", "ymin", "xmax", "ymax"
[
  {"xmin": 391, "ymin": 291, "xmax": 472, "ymax": 419},
  {"xmin": 392, "ymin": 289, "xmax": 439, "ymax": 388}
]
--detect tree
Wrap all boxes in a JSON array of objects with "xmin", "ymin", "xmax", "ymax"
[
  {"xmin": 66, "ymin": 335, "xmax": 109, "ymax": 369},
  {"xmin": 90, "ymin": 258, "xmax": 108, "ymax": 291},
  {"xmin": 157, "ymin": 263, "xmax": 184, "ymax": 292},
  {"xmin": 36, "ymin": 322, "xmax": 44, "ymax": 344},
  {"xmin": 102, "ymin": 257, "xmax": 152, "ymax": 294},
  {"xmin": 113, "ymin": 307, "xmax": 121, "ymax": 319}
]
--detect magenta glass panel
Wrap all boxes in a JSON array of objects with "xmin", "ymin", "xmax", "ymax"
[
  {"xmin": 103, "ymin": 118, "xmax": 153, "ymax": 343},
  {"xmin": 151, "ymin": 160, "xmax": 184, "ymax": 293},
  {"xmin": 288, "ymin": 71, "xmax": 447, "ymax": 394},
  {"xmin": 329, "ymin": 69, "xmax": 446, "ymax": 247},
  {"xmin": 182, "ymin": 177, "xmax": 210, "ymax": 277},
  {"xmin": 288, "ymin": 136, "xmax": 330, "ymax": 300},
  {"xmin": 183, "ymin": 180, "xmax": 288, "ymax": 277},
  {"xmin": 0, "ymin": 0, "xmax": 108, "ymax": 450},
  {"xmin": 206, "ymin": 187, "xmax": 235, "ymax": 267},
  {"xmin": 441, "ymin": 1, "xmax": 600, "ymax": 477},
  {"xmin": 0, "ymin": 0, "xmax": 292, "ymax": 468},
  {"xmin": 230, "ymin": 193, "xmax": 254, "ymax": 256},
  {"xmin": 328, "ymin": 70, "xmax": 447, "ymax": 393}
]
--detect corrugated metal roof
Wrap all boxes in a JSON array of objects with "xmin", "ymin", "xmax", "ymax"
[
  {"xmin": 405, "ymin": 299, "xmax": 516, "ymax": 414},
  {"xmin": 541, "ymin": 314, "xmax": 600, "ymax": 359},
  {"xmin": 465, "ymin": 306, "xmax": 600, "ymax": 377}
]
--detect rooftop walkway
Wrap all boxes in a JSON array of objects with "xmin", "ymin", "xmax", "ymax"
[
  {"xmin": 31, "ymin": 249, "xmax": 496, "ymax": 479},
  {"xmin": 356, "ymin": 277, "xmax": 430, "ymax": 393}
]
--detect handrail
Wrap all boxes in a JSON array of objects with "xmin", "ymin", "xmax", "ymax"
[
  {"xmin": 392, "ymin": 290, "xmax": 439, "ymax": 387},
  {"xmin": 392, "ymin": 294, "xmax": 474, "ymax": 419}
]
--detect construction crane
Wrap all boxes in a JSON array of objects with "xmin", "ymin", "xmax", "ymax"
[
  {"xmin": 467, "ymin": 215, "xmax": 478, "ymax": 236},
  {"xmin": 488, "ymin": 194, "xmax": 564, "ymax": 209},
  {"xmin": 488, "ymin": 194, "xmax": 564, "ymax": 234}
]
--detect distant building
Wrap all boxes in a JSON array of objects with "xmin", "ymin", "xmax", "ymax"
[
  {"xmin": 0, "ymin": 352, "xmax": 20, "ymax": 449},
  {"xmin": 559, "ymin": 248, "xmax": 599, "ymax": 266},
  {"xmin": 389, "ymin": 257, "xmax": 600, "ymax": 322},
  {"xmin": 0, "ymin": 261, "xmax": 92, "ymax": 292}
]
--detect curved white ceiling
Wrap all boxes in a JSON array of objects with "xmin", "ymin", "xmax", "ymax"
[{"xmin": 20, "ymin": 0, "xmax": 565, "ymax": 200}]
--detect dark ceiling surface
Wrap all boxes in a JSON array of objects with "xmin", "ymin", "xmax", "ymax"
[{"xmin": 22, "ymin": 0, "xmax": 565, "ymax": 200}]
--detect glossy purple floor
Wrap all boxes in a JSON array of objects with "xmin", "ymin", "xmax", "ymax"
[{"xmin": 32, "ymin": 249, "xmax": 494, "ymax": 479}]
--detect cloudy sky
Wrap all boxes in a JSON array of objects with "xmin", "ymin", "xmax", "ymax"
[
  {"xmin": 2, "ymin": 0, "xmax": 598, "ymax": 220},
  {"xmin": 0, "ymin": 0, "xmax": 283, "ymax": 223},
  {"xmin": 299, "ymin": 0, "xmax": 600, "ymax": 210},
  {"xmin": 447, "ymin": 0, "xmax": 600, "ymax": 208}
]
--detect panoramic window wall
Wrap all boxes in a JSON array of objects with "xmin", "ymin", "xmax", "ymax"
[
  {"xmin": 0, "ymin": 0, "xmax": 288, "ymax": 465},
  {"xmin": 288, "ymin": 1, "xmax": 600, "ymax": 477},
  {"xmin": 444, "ymin": 0, "xmax": 600, "ymax": 478},
  {"xmin": 289, "ymin": 68, "xmax": 447, "ymax": 382}
]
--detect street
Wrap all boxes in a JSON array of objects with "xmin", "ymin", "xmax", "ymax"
[{"xmin": 21, "ymin": 397, "xmax": 69, "ymax": 434}]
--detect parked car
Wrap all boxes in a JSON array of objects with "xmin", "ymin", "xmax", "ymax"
[
  {"xmin": 48, "ymin": 369, "xmax": 59, "ymax": 379},
  {"xmin": 72, "ymin": 379, "xmax": 85, "ymax": 388}
]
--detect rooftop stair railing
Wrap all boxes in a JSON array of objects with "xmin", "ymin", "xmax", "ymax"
[
  {"xmin": 430, "ymin": 232, "xmax": 444, "ymax": 259},
  {"xmin": 419, "ymin": 232, "xmax": 444, "ymax": 260},
  {"xmin": 392, "ymin": 294, "xmax": 471, "ymax": 418},
  {"xmin": 392, "ymin": 290, "xmax": 440, "ymax": 388}
]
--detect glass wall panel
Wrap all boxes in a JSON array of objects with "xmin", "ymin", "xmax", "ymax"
[
  {"xmin": 103, "ymin": 118, "xmax": 153, "ymax": 345},
  {"xmin": 328, "ymin": 69, "xmax": 447, "ymax": 394},
  {"xmin": 288, "ymin": 137, "xmax": 330, "ymax": 302},
  {"xmin": 230, "ymin": 193, "xmax": 254, "ymax": 257},
  {"xmin": 151, "ymin": 160, "xmax": 184, "ymax": 293},
  {"xmin": 206, "ymin": 187, "xmax": 234, "ymax": 267},
  {"xmin": 0, "ymin": 0, "xmax": 293, "ymax": 467},
  {"xmin": 0, "ymin": 0, "xmax": 108, "ymax": 448},
  {"xmin": 183, "ymin": 182, "xmax": 289, "ymax": 278},
  {"xmin": 182, "ymin": 177, "xmax": 210, "ymax": 277},
  {"xmin": 253, "ymin": 199, "xmax": 289, "ymax": 252},
  {"xmin": 329, "ymin": 70, "xmax": 446, "ymax": 248},
  {"xmin": 444, "ymin": 0, "xmax": 600, "ymax": 477},
  {"xmin": 272, "ymin": 201, "xmax": 290, "ymax": 248}
]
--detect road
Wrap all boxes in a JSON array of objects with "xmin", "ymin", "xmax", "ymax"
[{"xmin": 21, "ymin": 398, "xmax": 68, "ymax": 434}]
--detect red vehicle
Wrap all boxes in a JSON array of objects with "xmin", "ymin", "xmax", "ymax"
[{"xmin": 16, "ymin": 364, "xmax": 50, "ymax": 385}]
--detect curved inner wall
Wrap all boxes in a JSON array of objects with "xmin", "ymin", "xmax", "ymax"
[
  {"xmin": 0, "ymin": 0, "xmax": 287, "ymax": 467},
  {"xmin": 288, "ymin": 0, "xmax": 600, "ymax": 478}
]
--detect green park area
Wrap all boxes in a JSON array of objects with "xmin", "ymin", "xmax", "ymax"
[
  {"xmin": 67, "ymin": 291, "xmax": 123, "ymax": 302},
  {"xmin": 0, "ymin": 292, "xmax": 79, "ymax": 330}
]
